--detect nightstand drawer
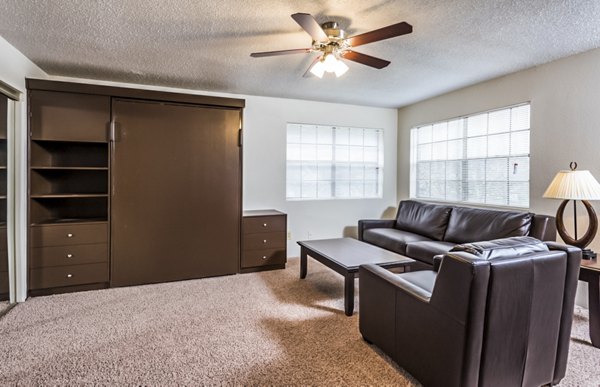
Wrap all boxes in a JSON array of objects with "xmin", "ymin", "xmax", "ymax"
[
  {"xmin": 31, "ymin": 223, "xmax": 108, "ymax": 247},
  {"xmin": 243, "ymin": 215, "xmax": 286, "ymax": 234},
  {"xmin": 29, "ymin": 263, "xmax": 108, "ymax": 289},
  {"xmin": 30, "ymin": 244, "xmax": 108, "ymax": 268},
  {"xmin": 241, "ymin": 248, "xmax": 286, "ymax": 268},
  {"xmin": 243, "ymin": 232, "xmax": 286, "ymax": 251}
]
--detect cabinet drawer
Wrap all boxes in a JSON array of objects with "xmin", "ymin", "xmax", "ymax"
[
  {"xmin": 30, "ymin": 244, "xmax": 108, "ymax": 268},
  {"xmin": 29, "ymin": 263, "xmax": 108, "ymax": 290},
  {"xmin": 30, "ymin": 91, "xmax": 110, "ymax": 142},
  {"xmin": 0, "ymin": 229, "xmax": 7, "ymax": 252},
  {"xmin": 243, "ymin": 215, "xmax": 286, "ymax": 234},
  {"xmin": 31, "ymin": 223, "xmax": 108, "ymax": 247},
  {"xmin": 243, "ymin": 232, "xmax": 286, "ymax": 251},
  {"xmin": 0, "ymin": 250, "xmax": 7, "ymax": 272},
  {"xmin": 241, "ymin": 248, "xmax": 286, "ymax": 268},
  {"xmin": 0, "ymin": 271, "xmax": 8, "ymax": 294}
]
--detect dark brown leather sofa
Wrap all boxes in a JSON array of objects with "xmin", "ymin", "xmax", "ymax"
[
  {"xmin": 358, "ymin": 200, "xmax": 556, "ymax": 267},
  {"xmin": 359, "ymin": 237, "xmax": 581, "ymax": 387}
]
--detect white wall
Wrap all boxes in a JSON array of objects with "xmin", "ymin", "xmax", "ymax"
[
  {"xmin": 0, "ymin": 36, "xmax": 47, "ymax": 302},
  {"xmin": 397, "ymin": 47, "xmax": 600, "ymax": 307},
  {"xmin": 243, "ymin": 96, "xmax": 398, "ymax": 255}
]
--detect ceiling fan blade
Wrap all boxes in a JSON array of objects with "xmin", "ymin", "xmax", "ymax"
[
  {"xmin": 346, "ymin": 22, "xmax": 412, "ymax": 47},
  {"xmin": 291, "ymin": 13, "xmax": 328, "ymax": 42},
  {"xmin": 341, "ymin": 50, "xmax": 390, "ymax": 69},
  {"xmin": 250, "ymin": 48, "xmax": 312, "ymax": 57},
  {"xmin": 303, "ymin": 55, "xmax": 323, "ymax": 78}
]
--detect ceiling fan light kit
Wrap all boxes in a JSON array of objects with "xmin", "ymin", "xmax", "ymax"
[
  {"xmin": 250, "ymin": 13, "xmax": 412, "ymax": 78},
  {"xmin": 310, "ymin": 53, "xmax": 349, "ymax": 78}
]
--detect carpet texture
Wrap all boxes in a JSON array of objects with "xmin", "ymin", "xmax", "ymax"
[{"xmin": 0, "ymin": 257, "xmax": 598, "ymax": 386}]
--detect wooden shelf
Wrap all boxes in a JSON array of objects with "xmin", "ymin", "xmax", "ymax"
[
  {"xmin": 31, "ymin": 166, "xmax": 108, "ymax": 171},
  {"xmin": 31, "ymin": 218, "xmax": 107, "ymax": 226},
  {"xmin": 31, "ymin": 137, "xmax": 107, "ymax": 144},
  {"xmin": 31, "ymin": 194, "xmax": 108, "ymax": 199}
]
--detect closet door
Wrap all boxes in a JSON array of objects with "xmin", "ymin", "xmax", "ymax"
[{"xmin": 111, "ymin": 99, "xmax": 241, "ymax": 287}]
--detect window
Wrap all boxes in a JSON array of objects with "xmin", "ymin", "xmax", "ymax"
[
  {"xmin": 286, "ymin": 123, "xmax": 384, "ymax": 200},
  {"xmin": 410, "ymin": 103, "xmax": 530, "ymax": 208}
]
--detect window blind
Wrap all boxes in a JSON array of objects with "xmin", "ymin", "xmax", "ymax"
[
  {"xmin": 410, "ymin": 103, "xmax": 530, "ymax": 208},
  {"xmin": 287, "ymin": 123, "xmax": 384, "ymax": 200}
]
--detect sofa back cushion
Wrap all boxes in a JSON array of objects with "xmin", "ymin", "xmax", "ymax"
[
  {"xmin": 444, "ymin": 206, "xmax": 533, "ymax": 244},
  {"xmin": 395, "ymin": 200, "xmax": 452, "ymax": 240},
  {"xmin": 449, "ymin": 236, "xmax": 549, "ymax": 261}
]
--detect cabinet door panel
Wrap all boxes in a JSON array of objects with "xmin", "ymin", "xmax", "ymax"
[
  {"xmin": 30, "ymin": 91, "xmax": 110, "ymax": 142},
  {"xmin": 111, "ymin": 99, "xmax": 241, "ymax": 286}
]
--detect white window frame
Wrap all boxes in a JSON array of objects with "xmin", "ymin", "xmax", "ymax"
[
  {"xmin": 286, "ymin": 123, "xmax": 384, "ymax": 200},
  {"xmin": 409, "ymin": 103, "xmax": 531, "ymax": 209}
]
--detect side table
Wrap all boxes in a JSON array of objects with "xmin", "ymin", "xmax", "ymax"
[{"xmin": 579, "ymin": 259, "xmax": 600, "ymax": 348}]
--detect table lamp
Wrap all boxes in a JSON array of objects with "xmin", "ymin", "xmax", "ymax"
[{"xmin": 543, "ymin": 162, "xmax": 600, "ymax": 259}]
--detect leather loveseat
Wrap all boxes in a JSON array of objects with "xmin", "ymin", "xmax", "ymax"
[
  {"xmin": 359, "ymin": 237, "xmax": 581, "ymax": 387},
  {"xmin": 358, "ymin": 200, "xmax": 556, "ymax": 268}
]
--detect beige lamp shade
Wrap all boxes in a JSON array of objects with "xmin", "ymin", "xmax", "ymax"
[{"xmin": 543, "ymin": 170, "xmax": 600, "ymax": 200}]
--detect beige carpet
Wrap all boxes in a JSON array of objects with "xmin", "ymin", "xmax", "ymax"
[{"xmin": 0, "ymin": 257, "xmax": 598, "ymax": 386}]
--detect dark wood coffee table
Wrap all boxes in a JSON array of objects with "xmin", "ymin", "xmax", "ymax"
[
  {"xmin": 298, "ymin": 238, "xmax": 415, "ymax": 316},
  {"xmin": 580, "ymin": 259, "xmax": 600, "ymax": 348}
]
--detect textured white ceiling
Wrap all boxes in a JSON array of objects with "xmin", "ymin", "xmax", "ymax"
[{"xmin": 1, "ymin": 0, "xmax": 600, "ymax": 108}]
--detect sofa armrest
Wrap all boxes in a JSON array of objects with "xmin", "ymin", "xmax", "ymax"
[
  {"xmin": 433, "ymin": 255, "xmax": 444, "ymax": 272},
  {"xmin": 360, "ymin": 264, "xmax": 433, "ymax": 301},
  {"xmin": 543, "ymin": 241, "xmax": 582, "ymax": 383},
  {"xmin": 358, "ymin": 219, "xmax": 396, "ymax": 241},
  {"xmin": 530, "ymin": 214, "xmax": 557, "ymax": 241}
]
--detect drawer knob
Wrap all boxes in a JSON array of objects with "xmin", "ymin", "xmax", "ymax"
[
  {"xmin": 66, "ymin": 253, "xmax": 73, "ymax": 258},
  {"xmin": 67, "ymin": 233, "xmax": 74, "ymax": 238},
  {"xmin": 262, "ymin": 255, "xmax": 267, "ymax": 260},
  {"xmin": 263, "ymin": 239, "xmax": 267, "ymax": 244},
  {"xmin": 263, "ymin": 223, "xmax": 268, "ymax": 227},
  {"xmin": 66, "ymin": 274, "xmax": 73, "ymax": 278}
]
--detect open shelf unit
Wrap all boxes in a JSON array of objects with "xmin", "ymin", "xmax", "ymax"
[
  {"xmin": 28, "ymin": 88, "xmax": 111, "ymax": 294},
  {"xmin": 30, "ymin": 140, "xmax": 109, "ymax": 225}
]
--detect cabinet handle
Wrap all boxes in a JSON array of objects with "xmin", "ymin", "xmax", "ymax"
[
  {"xmin": 66, "ymin": 274, "xmax": 73, "ymax": 278},
  {"xmin": 67, "ymin": 233, "xmax": 74, "ymax": 238},
  {"xmin": 263, "ymin": 223, "xmax": 268, "ymax": 227},
  {"xmin": 262, "ymin": 255, "xmax": 267, "ymax": 260},
  {"xmin": 263, "ymin": 239, "xmax": 267, "ymax": 244},
  {"xmin": 66, "ymin": 253, "xmax": 73, "ymax": 258}
]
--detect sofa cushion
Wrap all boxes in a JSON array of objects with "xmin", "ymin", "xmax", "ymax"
[
  {"xmin": 405, "ymin": 241, "xmax": 456, "ymax": 265},
  {"xmin": 450, "ymin": 236, "xmax": 549, "ymax": 261},
  {"xmin": 363, "ymin": 228, "xmax": 433, "ymax": 255},
  {"xmin": 443, "ymin": 206, "xmax": 533, "ymax": 244},
  {"xmin": 395, "ymin": 200, "xmax": 453, "ymax": 241}
]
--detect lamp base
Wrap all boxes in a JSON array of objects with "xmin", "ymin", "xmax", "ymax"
[{"xmin": 582, "ymin": 249, "xmax": 597, "ymax": 260}]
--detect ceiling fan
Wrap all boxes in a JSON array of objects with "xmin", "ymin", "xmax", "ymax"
[{"xmin": 250, "ymin": 13, "xmax": 413, "ymax": 78}]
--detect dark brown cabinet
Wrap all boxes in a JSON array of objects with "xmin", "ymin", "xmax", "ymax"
[
  {"xmin": 241, "ymin": 210, "xmax": 287, "ymax": 272},
  {"xmin": 0, "ymin": 95, "xmax": 7, "ymax": 299},
  {"xmin": 27, "ymin": 79, "xmax": 245, "ymax": 295},
  {"xmin": 28, "ymin": 88, "xmax": 110, "ymax": 295}
]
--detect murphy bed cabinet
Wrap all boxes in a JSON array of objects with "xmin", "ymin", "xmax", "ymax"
[{"xmin": 27, "ymin": 79, "xmax": 249, "ymax": 296}]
